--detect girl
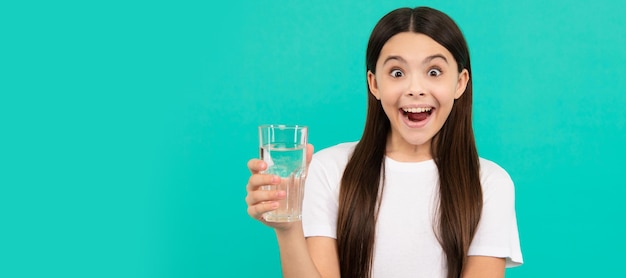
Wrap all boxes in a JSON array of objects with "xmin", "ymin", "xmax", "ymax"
[{"xmin": 245, "ymin": 6, "xmax": 522, "ymax": 278}]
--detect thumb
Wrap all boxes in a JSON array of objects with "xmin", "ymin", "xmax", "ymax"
[{"xmin": 306, "ymin": 143, "xmax": 314, "ymax": 166}]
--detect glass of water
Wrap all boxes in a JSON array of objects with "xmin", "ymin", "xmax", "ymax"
[{"xmin": 258, "ymin": 124, "xmax": 308, "ymax": 222}]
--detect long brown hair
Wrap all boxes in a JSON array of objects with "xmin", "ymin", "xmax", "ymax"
[{"xmin": 336, "ymin": 7, "xmax": 482, "ymax": 278}]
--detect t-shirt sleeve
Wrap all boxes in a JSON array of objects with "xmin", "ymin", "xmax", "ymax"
[
  {"xmin": 468, "ymin": 160, "xmax": 524, "ymax": 267},
  {"xmin": 301, "ymin": 154, "xmax": 340, "ymax": 239}
]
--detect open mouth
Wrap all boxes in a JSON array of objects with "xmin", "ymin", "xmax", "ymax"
[{"xmin": 401, "ymin": 107, "xmax": 433, "ymax": 122}]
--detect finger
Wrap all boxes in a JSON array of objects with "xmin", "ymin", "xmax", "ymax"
[
  {"xmin": 248, "ymin": 201, "xmax": 279, "ymax": 220},
  {"xmin": 305, "ymin": 143, "xmax": 314, "ymax": 168},
  {"xmin": 246, "ymin": 174, "xmax": 280, "ymax": 191},
  {"xmin": 247, "ymin": 158, "xmax": 267, "ymax": 174},
  {"xmin": 245, "ymin": 189, "xmax": 286, "ymax": 206}
]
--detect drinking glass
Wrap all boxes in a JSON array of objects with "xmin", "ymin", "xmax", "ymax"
[{"xmin": 258, "ymin": 124, "xmax": 308, "ymax": 222}]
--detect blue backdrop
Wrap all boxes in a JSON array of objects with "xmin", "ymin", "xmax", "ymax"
[{"xmin": 1, "ymin": 0, "xmax": 625, "ymax": 277}]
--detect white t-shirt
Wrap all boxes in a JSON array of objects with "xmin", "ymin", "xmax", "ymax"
[{"xmin": 302, "ymin": 142, "xmax": 523, "ymax": 277}]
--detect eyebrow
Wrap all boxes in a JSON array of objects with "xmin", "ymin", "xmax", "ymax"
[
  {"xmin": 424, "ymin": 54, "xmax": 448, "ymax": 64},
  {"xmin": 382, "ymin": 54, "xmax": 448, "ymax": 66}
]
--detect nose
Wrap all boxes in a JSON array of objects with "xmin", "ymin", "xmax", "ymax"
[
  {"xmin": 406, "ymin": 75, "xmax": 425, "ymax": 97},
  {"xmin": 407, "ymin": 91, "xmax": 426, "ymax": 97}
]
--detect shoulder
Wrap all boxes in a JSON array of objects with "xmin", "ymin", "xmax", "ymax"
[
  {"xmin": 478, "ymin": 158, "xmax": 515, "ymax": 199},
  {"xmin": 479, "ymin": 158, "xmax": 512, "ymax": 180},
  {"xmin": 306, "ymin": 142, "xmax": 357, "ymax": 184},
  {"xmin": 314, "ymin": 141, "xmax": 357, "ymax": 158},
  {"xmin": 312, "ymin": 142, "xmax": 357, "ymax": 165}
]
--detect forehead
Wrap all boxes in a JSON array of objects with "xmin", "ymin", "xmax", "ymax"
[{"xmin": 378, "ymin": 32, "xmax": 455, "ymax": 65}]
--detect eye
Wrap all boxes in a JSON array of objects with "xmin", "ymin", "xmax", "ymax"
[
  {"xmin": 390, "ymin": 69, "xmax": 404, "ymax": 78},
  {"xmin": 428, "ymin": 68, "xmax": 442, "ymax": 77}
]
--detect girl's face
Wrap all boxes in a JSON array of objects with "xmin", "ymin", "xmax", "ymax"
[{"xmin": 368, "ymin": 32, "xmax": 469, "ymax": 161}]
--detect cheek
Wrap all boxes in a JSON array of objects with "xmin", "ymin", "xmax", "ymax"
[
  {"xmin": 434, "ymin": 83, "xmax": 458, "ymax": 103},
  {"xmin": 376, "ymin": 83, "xmax": 400, "ymax": 102},
  {"xmin": 379, "ymin": 100, "xmax": 397, "ymax": 116},
  {"xmin": 377, "ymin": 96, "xmax": 400, "ymax": 119}
]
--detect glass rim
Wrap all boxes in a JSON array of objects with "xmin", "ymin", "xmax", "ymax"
[{"xmin": 258, "ymin": 124, "xmax": 308, "ymax": 130}]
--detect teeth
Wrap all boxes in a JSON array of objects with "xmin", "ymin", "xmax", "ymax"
[{"xmin": 403, "ymin": 107, "xmax": 432, "ymax": 113}]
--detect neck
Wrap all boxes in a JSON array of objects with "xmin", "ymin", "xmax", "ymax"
[{"xmin": 385, "ymin": 133, "xmax": 432, "ymax": 162}]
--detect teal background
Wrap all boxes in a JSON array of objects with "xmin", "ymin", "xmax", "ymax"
[{"xmin": 1, "ymin": 0, "xmax": 625, "ymax": 277}]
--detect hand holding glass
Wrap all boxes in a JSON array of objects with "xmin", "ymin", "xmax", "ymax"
[{"xmin": 258, "ymin": 125, "xmax": 308, "ymax": 222}]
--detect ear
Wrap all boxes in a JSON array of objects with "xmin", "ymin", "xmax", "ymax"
[
  {"xmin": 454, "ymin": 69, "xmax": 469, "ymax": 99},
  {"xmin": 367, "ymin": 70, "xmax": 380, "ymax": 100}
]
